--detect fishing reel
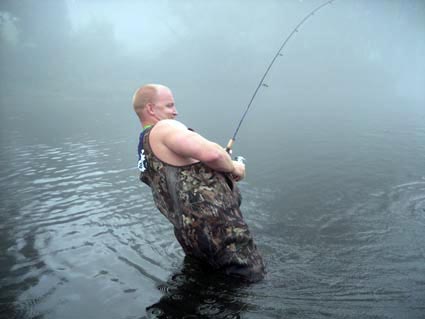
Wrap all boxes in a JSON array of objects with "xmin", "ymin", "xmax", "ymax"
[
  {"xmin": 234, "ymin": 156, "xmax": 246, "ymax": 165},
  {"xmin": 225, "ymin": 139, "xmax": 246, "ymax": 164}
]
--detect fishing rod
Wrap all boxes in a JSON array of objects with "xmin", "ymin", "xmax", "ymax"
[{"xmin": 226, "ymin": 0, "xmax": 335, "ymax": 153}]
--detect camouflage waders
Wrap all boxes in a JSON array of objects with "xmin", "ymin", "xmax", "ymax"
[{"xmin": 138, "ymin": 127, "xmax": 265, "ymax": 282}]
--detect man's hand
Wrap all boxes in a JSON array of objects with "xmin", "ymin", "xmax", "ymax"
[{"xmin": 231, "ymin": 160, "xmax": 245, "ymax": 182}]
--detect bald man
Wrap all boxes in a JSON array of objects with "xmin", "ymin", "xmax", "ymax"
[{"xmin": 133, "ymin": 84, "xmax": 265, "ymax": 282}]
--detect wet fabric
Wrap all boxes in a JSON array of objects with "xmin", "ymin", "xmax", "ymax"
[{"xmin": 138, "ymin": 126, "xmax": 265, "ymax": 282}]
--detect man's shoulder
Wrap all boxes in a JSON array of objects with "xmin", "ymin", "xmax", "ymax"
[
  {"xmin": 155, "ymin": 119, "xmax": 187, "ymax": 131},
  {"xmin": 151, "ymin": 120, "xmax": 189, "ymax": 143}
]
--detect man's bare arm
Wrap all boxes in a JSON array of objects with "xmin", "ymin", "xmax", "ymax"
[{"xmin": 157, "ymin": 120, "xmax": 243, "ymax": 178}]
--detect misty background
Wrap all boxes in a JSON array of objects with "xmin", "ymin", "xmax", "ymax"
[
  {"xmin": 1, "ymin": 0, "xmax": 423, "ymax": 137},
  {"xmin": 0, "ymin": 1, "xmax": 424, "ymax": 318},
  {"xmin": 1, "ymin": 0, "xmax": 424, "ymax": 205}
]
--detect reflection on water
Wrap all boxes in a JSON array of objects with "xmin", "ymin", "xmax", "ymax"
[
  {"xmin": 0, "ymin": 138, "xmax": 171, "ymax": 319},
  {"xmin": 1, "ymin": 126, "xmax": 424, "ymax": 318},
  {"xmin": 145, "ymin": 256, "xmax": 253, "ymax": 319}
]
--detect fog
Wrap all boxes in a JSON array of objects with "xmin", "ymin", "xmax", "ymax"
[
  {"xmin": 1, "ymin": 2, "xmax": 425, "ymax": 318},
  {"xmin": 1, "ymin": 0, "xmax": 423, "ymax": 186},
  {"xmin": 1, "ymin": 1, "xmax": 423, "ymax": 119}
]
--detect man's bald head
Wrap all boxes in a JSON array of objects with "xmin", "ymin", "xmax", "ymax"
[
  {"xmin": 133, "ymin": 84, "xmax": 171, "ymax": 114},
  {"xmin": 133, "ymin": 84, "xmax": 177, "ymax": 125}
]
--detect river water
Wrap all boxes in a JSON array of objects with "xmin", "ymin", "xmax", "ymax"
[
  {"xmin": 1, "ymin": 88, "xmax": 424, "ymax": 319},
  {"xmin": 1, "ymin": 1, "xmax": 425, "ymax": 318}
]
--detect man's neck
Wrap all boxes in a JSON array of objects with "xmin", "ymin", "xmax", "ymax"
[{"xmin": 141, "ymin": 121, "xmax": 154, "ymax": 130}]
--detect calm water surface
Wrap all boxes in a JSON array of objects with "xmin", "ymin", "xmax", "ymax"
[{"xmin": 0, "ymin": 92, "xmax": 424, "ymax": 319}]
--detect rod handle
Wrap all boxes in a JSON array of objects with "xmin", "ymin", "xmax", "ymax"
[{"xmin": 225, "ymin": 138, "xmax": 234, "ymax": 154}]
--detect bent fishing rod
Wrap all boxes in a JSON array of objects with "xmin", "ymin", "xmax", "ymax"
[{"xmin": 226, "ymin": 0, "xmax": 335, "ymax": 153}]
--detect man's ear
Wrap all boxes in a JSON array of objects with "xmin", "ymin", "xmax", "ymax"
[{"xmin": 146, "ymin": 103, "xmax": 155, "ymax": 116}]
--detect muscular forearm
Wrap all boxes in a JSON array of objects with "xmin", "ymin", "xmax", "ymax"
[
  {"xmin": 201, "ymin": 142, "xmax": 235, "ymax": 173},
  {"xmin": 160, "ymin": 121, "xmax": 239, "ymax": 174},
  {"xmin": 203, "ymin": 145, "xmax": 245, "ymax": 181}
]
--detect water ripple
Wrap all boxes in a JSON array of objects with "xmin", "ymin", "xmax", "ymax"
[{"xmin": 2, "ymin": 124, "xmax": 425, "ymax": 318}]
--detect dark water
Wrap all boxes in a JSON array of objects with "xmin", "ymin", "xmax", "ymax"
[
  {"xmin": 1, "ymin": 1, "xmax": 425, "ymax": 318},
  {"xmin": 1, "ymin": 89, "xmax": 424, "ymax": 319}
]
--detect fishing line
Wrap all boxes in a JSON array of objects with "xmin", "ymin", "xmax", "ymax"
[{"xmin": 226, "ymin": 0, "xmax": 335, "ymax": 153}]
